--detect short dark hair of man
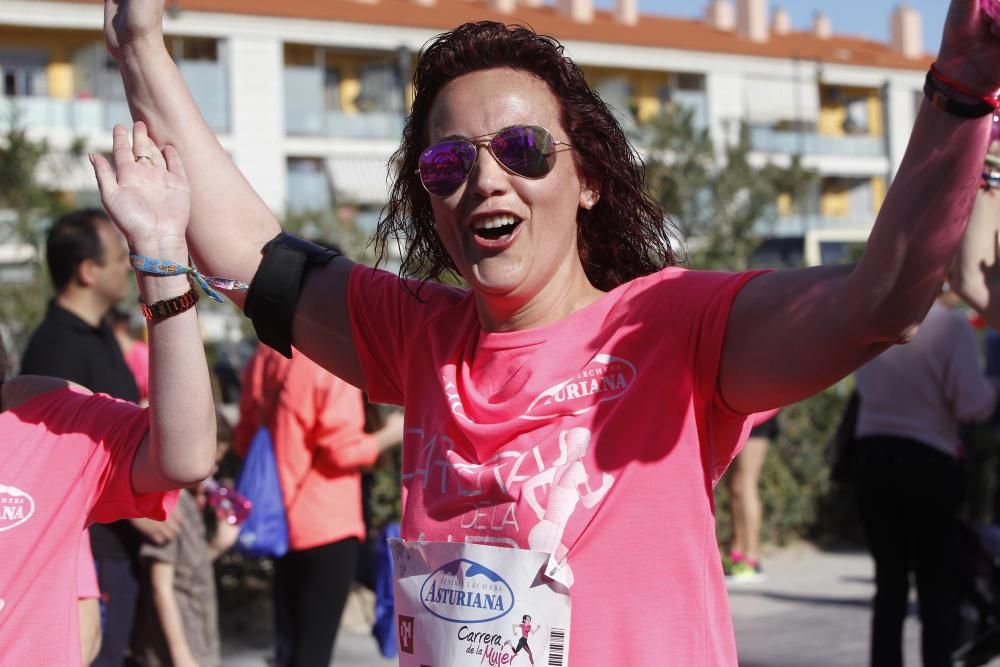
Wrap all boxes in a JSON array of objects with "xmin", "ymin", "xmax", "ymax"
[{"xmin": 46, "ymin": 208, "xmax": 111, "ymax": 293}]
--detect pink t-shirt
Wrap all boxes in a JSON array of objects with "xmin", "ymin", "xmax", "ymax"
[
  {"xmin": 77, "ymin": 530, "xmax": 100, "ymax": 600},
  {"xmin": 349, "ymin": 265, "xmax": 763, "ymax": 665},
  {"xmin": 0, "ymin": 386, "xmax": 177, "ymax": 665}
]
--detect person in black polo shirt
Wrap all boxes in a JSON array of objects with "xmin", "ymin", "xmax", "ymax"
[{"xmin": 20, "ymin": 208, "xmax": 166, "ymax": 667}]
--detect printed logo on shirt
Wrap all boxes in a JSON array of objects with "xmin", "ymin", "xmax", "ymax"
[
  {"xmin": 0, "ymin": 484, "xmax": 35, "ymax": 532},
  {"xmin": 521, "ymin": 353, "xmax": 636, "ymax": 421},
  {"xmin": 420, "ymin": 559, "xmax": 515, "ymax": 624},
  {"xmin": 398, "ymin": 614, "xmax": 415, "ymax": 654}
]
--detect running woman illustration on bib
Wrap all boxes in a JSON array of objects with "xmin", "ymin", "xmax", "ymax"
[{"xmin": 503, "ymin": 614, "xmax": 541, "ymax": 665}]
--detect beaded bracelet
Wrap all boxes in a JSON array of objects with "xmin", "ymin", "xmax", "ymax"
[{"xmin": 129, "ymin": 254, "xmax": 249, "ymax": 303}]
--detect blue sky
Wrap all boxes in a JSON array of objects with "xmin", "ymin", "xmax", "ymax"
[{"xmin": 596, "ymin": 1, "xmax": 948, "ymax": 54}]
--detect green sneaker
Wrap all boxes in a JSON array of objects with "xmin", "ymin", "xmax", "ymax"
[{"xmin": 727, "ymin": 559, "xmax": 765, "ymax": 583}]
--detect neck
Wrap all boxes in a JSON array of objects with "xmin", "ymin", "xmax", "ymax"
[
  {"xmin": 474, "ymin": 255, "xmax": 604, "ymax": 332},
  {"xmin": 55, "ymin": 290, "xmax": 109, "ymax": 327}
]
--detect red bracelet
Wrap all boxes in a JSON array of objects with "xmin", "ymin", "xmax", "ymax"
[{"xmin": 929, "ymin": 64, "xmax": 1000, "ymax": 111}]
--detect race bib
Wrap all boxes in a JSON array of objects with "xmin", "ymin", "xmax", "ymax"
[{"xmin": 391, "ymin": 539, "xmax": 572, "ymax": 666}]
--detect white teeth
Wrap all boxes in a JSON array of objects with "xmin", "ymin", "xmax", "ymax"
[{"xmin": 474, "ymin": 214, "xmax": 517, "ymax": 230}]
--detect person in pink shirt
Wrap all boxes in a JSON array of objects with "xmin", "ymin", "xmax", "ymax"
[
  {"xmin": 111, "ymin": 307, "xmax": 151, "ymax": 403},
  {"xmin": 105, "ymin": 1, "xmax": 1000, "ymax": 663},
  {"xmin": 234, "ymin": 343, "xmax": 403, "ymax": 667},
  {"xmin": 0, "ymin": 124, "xmax": 216, "ymax": 665}
]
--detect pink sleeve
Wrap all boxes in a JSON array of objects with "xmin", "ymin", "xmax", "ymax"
[
  {"xmin": 348, "ymin": 265, "xmax": 465, "ymax": 406},
  {"xmin": 751, "ymin": 409, "xmax": 780, "ymax": 427},
  {"xmin": 66, "ymin": 392, "xmax": 179, "ymax": 525},
  {"xmin": 684, "ymin": 269, "xmax": 772, "ymax": 483},
  {"xmin": 76, "ymin": 530, "xmax": 99, "ymax": 600}
]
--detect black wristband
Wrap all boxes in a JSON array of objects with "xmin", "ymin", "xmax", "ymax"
[
  {"xmin": 924, "ymin": 71, "xmax": 997, "ymax": 119},
  {"xmin": 243, "ymin": 232, "xmax": 341, "ymax": 357}
]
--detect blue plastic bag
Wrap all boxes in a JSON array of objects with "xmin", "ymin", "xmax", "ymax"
[
  {"xmin": 234, "ymin": 426, "xmax": 289, "ymax": 558},
  {"xmin": 372, "ymin": 521, "xmax": 400, "ymax": 658}
]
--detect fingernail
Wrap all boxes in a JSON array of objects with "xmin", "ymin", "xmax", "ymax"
[{"xmin": 88, "ymin": 153, "xmax": 95, "ymax": 165}]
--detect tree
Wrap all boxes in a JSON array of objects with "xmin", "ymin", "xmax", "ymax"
[
  {"xmin": 644, "ymin": 107, "xmax": 816, "ymax": 271},
  {"xmin": 0, "ymin": 106, "xmax": 86, "ymax": 362}
]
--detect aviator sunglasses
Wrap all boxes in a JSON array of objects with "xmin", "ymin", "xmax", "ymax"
[{"xmin": 416, "ymin": 125, "xmax": 573, "ymax": 198}]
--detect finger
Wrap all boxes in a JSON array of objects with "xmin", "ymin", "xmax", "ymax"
[
  {"xmin": 90, "ymin": 153, "xmax": 119, "ymax": 202},
  {"xmin": 111, "ymin": 123, "xmax": 135, "ymax": 172},
  {"xmin": 162, "ymin": 145, "xmax": 188, "ymax": 183},
  {"xmin": 132, "ymin": 120, "xmax": 167, "ymax": 169}
]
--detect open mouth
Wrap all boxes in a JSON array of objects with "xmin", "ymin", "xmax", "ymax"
[{"xmin": 473, "ymin": 214, "xmax": 523, "ymax": 241}]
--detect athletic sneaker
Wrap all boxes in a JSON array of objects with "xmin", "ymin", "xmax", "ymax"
[{"xmin": 727, "ymin": 558, "xmax": 766, "ymax": 583}]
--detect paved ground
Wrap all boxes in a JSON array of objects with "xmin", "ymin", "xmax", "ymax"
[{"xmin": 220, "ymin": 544, "xmax": 999, "ymax": 666}]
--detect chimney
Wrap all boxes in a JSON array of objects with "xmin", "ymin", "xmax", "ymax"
[
  {"xmin": 813, "ymin": 11, "xmax": 832, "ymax": 39},
  {"xmin": 771, "ymin": 7, "xmax": 791, "ymax": 34},
  {"xmin": 890, "ymin": 5, "xmax": 922, "ymax": 59},
  {"xmin": 737, "ymin": 0, "xmax": 768, "ymax": 42},
  {"xmin": 614, "ymin": 0, "xmax": 639, "ymax": 25},
  {"xmin": 704, "ymin": 0, "xmax": 736, "ymax": 31},
  {"xmin": 489, "ymin": 0, "xmax": 515, "ymax": 12},
  {"xmin": 559, "ymin": 0, "xmax": 594, "ymax": 23}
]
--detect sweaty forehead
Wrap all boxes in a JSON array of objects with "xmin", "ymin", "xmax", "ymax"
[{"xmin": 427, "ymin": 68, "xmax": 564, "ymax": 142}]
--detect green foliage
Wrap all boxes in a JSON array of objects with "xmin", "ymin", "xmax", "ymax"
[
  {"xmin": 644, "ymin": 107, "xmax": 816, "ymax": 271},
  {"xmin": 715, "ymin": 384, "xmax": 863, "ymax": 548},
  {"xmin": 0, "ymin": 106, "xmax": 87, "ymax": 355}
]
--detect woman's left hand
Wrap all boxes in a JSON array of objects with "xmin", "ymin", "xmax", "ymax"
[
  {"xmin": 936, "ymin": 0, "xmax": 1000, "ymax": 95},
  {"xmin": 90, "ymin": 121, "xmax": 190, "ymax": 251}
]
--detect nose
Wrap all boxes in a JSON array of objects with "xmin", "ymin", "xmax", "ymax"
[{"xmin": 465, "ymin": 141, "xmax": 510, "ymax": 198}]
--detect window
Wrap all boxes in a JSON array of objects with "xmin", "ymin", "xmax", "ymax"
[
  {"xmin": 356, "ymin": 63, "xmax": 403, "ymax": 113},
  {"xmin": 0, "ymin": 49, "xmax": 48, "ymax": 97}
]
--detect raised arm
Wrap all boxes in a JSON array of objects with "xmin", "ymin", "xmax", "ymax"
[
  {"xmin": 720, "ymin": 0, "xmax": 1000, "ymax": 414},
  {"xmin": 104, "ymin": 0, "xmax": 363, "ymax": 387},
  {"xmin": 951, "ymin": 148, "xmax": 1000, "ymax": 325},
  {"xmin": 91, "ymin": 124, "xmax": 215, "ymax": 493}
]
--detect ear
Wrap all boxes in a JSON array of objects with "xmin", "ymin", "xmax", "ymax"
[
  {"xmin": 579, "ymin": 183, "xmax": 601, "ymax": 210},
  {"xmin": 76, "ymin": 257, "xmax": 100, "ymax": 287}
]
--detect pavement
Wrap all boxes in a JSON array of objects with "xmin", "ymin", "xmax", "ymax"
[{"xmin": 220, "ymin": 544, "xmax": 999, "ymax": 666}]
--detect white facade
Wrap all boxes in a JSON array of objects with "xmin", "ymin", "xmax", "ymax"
[{"xmin": 0, "ymin": 0, "xmax": 928, "ymax": 257}]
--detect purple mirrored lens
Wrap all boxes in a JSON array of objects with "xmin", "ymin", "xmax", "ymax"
[
  {"xmin": 491, "ymin": 126, "xmax": 555, "ymax": 178},
  {"xmin": 419, "ymin": 141, "xmax": 477, "ymax": 197}
]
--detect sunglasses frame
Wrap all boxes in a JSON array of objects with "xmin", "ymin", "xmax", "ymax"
[{"xmin": 415, "ymin": 125, "xmax": 573, "ymax": 198}]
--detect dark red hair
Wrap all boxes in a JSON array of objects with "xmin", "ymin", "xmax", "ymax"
[{"xmin": 375, "ymin": 21, "xmax": 680, "ymax": 291}]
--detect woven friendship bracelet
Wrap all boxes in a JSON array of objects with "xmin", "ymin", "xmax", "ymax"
[{"xmin": 129, "ymin": 254, "xmax": 249, "ymax": 303}]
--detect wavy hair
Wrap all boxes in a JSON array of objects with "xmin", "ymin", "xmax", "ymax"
[{"xmin": 375, "ymin": 21, "xmax": 680, "ymax": 291}]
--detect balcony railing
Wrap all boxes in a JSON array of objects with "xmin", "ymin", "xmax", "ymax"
[
  {"xmin": 3, "ymin": 63, "xmax": 228, "ymax": 134},
  {"xmin": 285, "ymin": 108, "xmax": 405, "ymax": 139},
  {"xmin": 1, "ymin": 96, "xmax": 130, "ymax": 133},
  {"xmin": 763, "ymin": 214, "xmax": 874, "ymax": 236},
  {"xmin": 750, "ymin": 127, "xmax": 885, "ymax": 157}
]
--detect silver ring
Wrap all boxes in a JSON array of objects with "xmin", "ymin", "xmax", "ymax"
[{"xmin": 135, "ymin": 155, "xmax": 153, "ymax": 164}]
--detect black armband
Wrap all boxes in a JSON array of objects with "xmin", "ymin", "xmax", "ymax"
[{"xmin": 243, "ymin": 232, "xmax": 341, "ymax": 357}]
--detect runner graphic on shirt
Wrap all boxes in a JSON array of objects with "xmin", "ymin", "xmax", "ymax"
[
  {"xmin": 523, "ymin": 427, "xmax": 614, "ymax": 586},
  {"xmin": 502, "ymin": 614, "xmax": 541, "ymax": 664}
]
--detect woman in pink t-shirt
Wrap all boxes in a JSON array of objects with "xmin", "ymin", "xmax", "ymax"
[
  {"xmin": 106, "ymin": 1, "xmax": 1000, "ymax": 663},
  {"xmin": 0, "ymin": 126, "xmax": 217, "ymax": 665}
]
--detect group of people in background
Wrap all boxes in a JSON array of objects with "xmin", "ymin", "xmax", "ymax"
[
  {"xmin": 5, "ymin": 0, "xmax": 1000, "ymax": 666},
  {"xmin": 3, "ymin": 205, "xmax": 400, "ymax": 666}
]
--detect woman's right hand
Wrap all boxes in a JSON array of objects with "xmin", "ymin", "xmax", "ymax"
[{"xmin": 104, "ymin": 0, "xmax": 166, "ymax": 60}]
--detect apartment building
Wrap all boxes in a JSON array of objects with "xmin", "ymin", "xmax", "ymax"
[{"xmin": 0, "ymin": 0, "xmax": 929, "ymax": 267}]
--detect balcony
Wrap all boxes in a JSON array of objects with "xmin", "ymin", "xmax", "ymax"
[
  {"xmin": 2, "ymin": 61, "xmax": 228, "ymax": 134},
  {"xmin": 749, "ymin": 127, "xmax": 885, "ymax": 157},
  {"xmin": 1, "ymin": 96, "xmax": 130, "ymax": 134},
  {"xmin": 764, "ymin": 214, "xmax": 874, "ymax": 237},
  {"xmin": 285, "ymin": 108, "xmax": 405, "ymax": 140}
]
